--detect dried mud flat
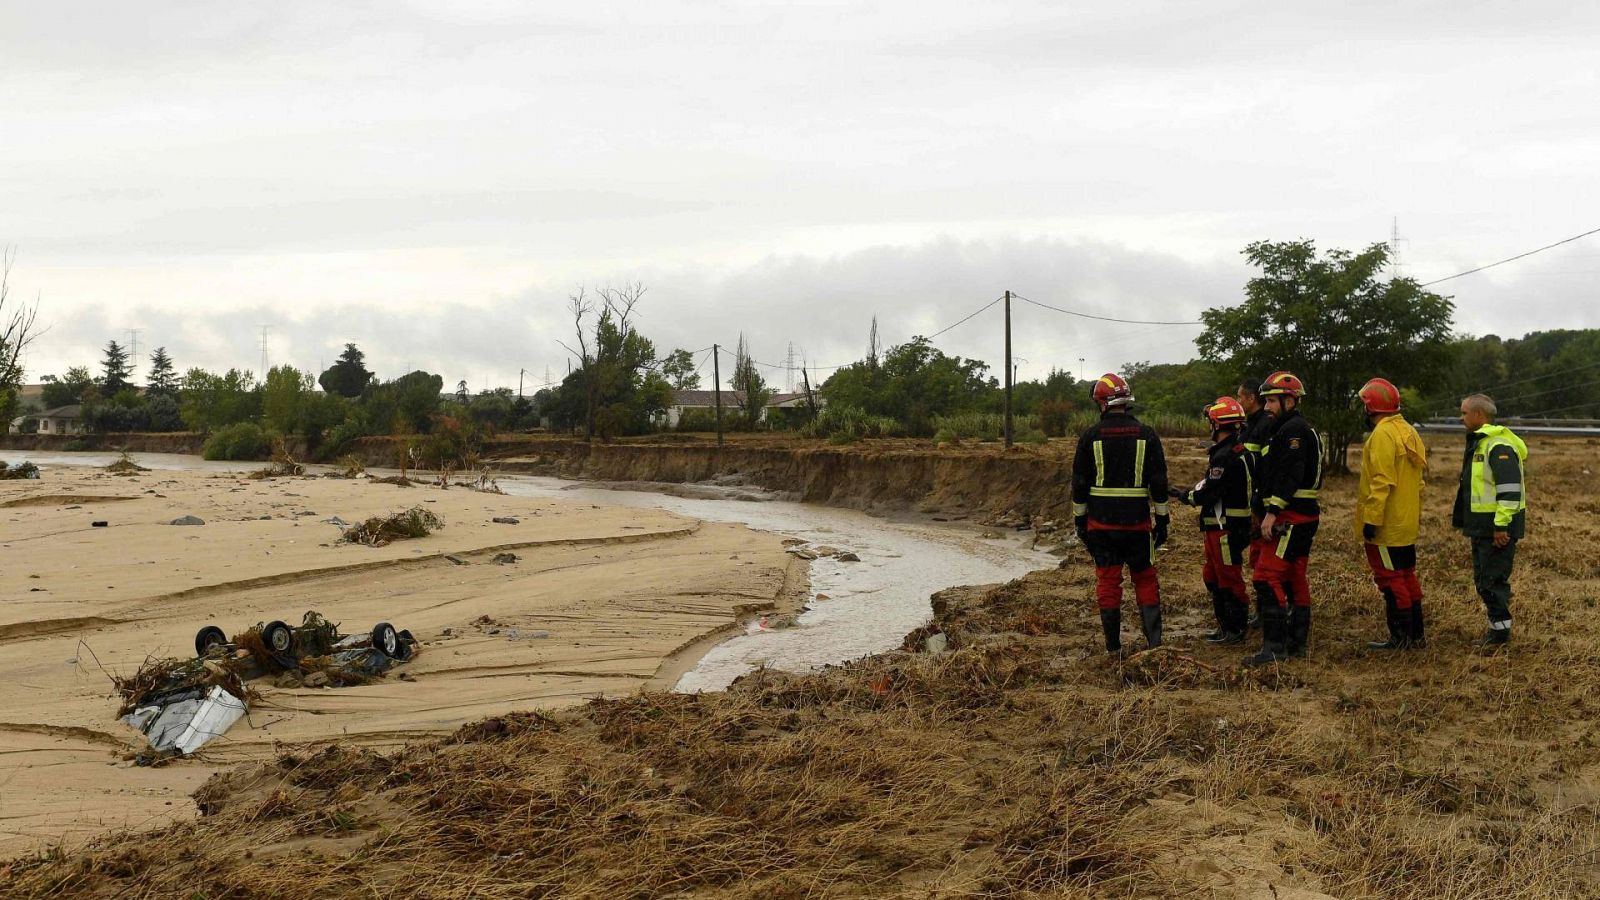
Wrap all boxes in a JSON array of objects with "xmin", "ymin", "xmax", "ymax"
[
  {"xmin": 0, "ymin": 464, "xmax": 795, "ymax": 857},
  {"xmin": 5, "ymin": 437, "xmax": 1600, "ymax": 898}
]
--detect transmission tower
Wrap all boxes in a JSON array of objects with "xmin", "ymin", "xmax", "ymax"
[
  {"xmin": 125, "ymin": 328, "xmax": 142, "ymax": 379},
  {"xmin": 784, "ymin": 342, "xmax": 796, "ymax": 393},
  {"xmin": 259, "ymin": 325, "xmax": 272, "ymax": 379},
  {"xmin": 1389, "ymin": 216, "xmax": 1409, "ymax": 278}
]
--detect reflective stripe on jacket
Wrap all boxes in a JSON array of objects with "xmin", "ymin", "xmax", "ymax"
[
  {"xmin": 1452, "ymin": 424, "xmax": 1528, "ymax": 538},
  {"xmin": 1071, "ymin": 411, "xmax": 1169, "ymax": 528},
  {"xmin": 1355, "ymin": 413, "xmax": 1426, "ymax": 546}
]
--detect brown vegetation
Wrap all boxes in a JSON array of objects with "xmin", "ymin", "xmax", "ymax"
[{"xmin": 4, "ymin": 438, "xmax": 1597, "ymax": 897}]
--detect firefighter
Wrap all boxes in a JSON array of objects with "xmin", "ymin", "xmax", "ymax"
[
  {"xmin": 1452, "ymin": 393, "xmax": 1528, "ymax": 649},
  {"xmin": 1170, "ymin": 396, "xmax": 1255, "ymax": 643},
  {"xmin": 1072, "ymin": 373, "xmax": 1170, "ymax": 653},
  {"xmin": 1244, "ymin": 371, "xmax": 1322, "ymax": 667},
  {"xmin": 1236, "ymin": 375, "xmax": 1275, "ymax": 629},
  {"xmin": 1355, "ymin": 377, "xmax": 1428, "ymax": 650}
]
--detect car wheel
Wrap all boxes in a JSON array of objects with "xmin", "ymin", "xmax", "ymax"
[
  {"xmin": 194, "ymin": 625, "xmax": 228, "ymax": 658},
  {"xmin": 371, "ymin": 622, "xmax": 404, "ymax": 659},
  {"xmin": 262, "ymin": 620, "xmax": 295, "ymax": 656}
]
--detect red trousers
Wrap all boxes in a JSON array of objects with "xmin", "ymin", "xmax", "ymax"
[
  {"xmin": 1254, "ymin": 516, "xmax": 1317, "ymax": 609},
  {"xmin": 1202, "ymin": 530, "xmax": 1250, "ymax": 603},
  {"xmin": 1364, "ymin": 543, "xmax": 1422, "ymax": 609},
  {"xmin": 1084, "ymin": 530, "xmax": 1159, "ymax": 611}
]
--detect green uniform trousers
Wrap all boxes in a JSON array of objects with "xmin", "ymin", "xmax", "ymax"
[{"xmin": 1469, "ymin": 535, "xmax": 1516, "ymax": 630}]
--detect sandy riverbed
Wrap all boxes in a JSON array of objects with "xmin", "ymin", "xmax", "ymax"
[{"xmin": 0, "ymin": 462, "xmax": 795, "ymax": 857}]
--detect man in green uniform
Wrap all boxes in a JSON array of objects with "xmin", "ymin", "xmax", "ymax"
[{"xmin": 1451, "ymin": 393, "xmax": 1528, "ymax": 649}]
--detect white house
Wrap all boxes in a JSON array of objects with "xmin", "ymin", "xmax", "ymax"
[
  {"xmin": 660, "ymin": 390, "xmax": 815, "ymax": 428},
  {"xmin": 32, "ymin": 405, "xmax": 86, "ymax": 435}
]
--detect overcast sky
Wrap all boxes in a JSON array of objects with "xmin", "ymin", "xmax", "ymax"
[{"xmin": 4, "ymin": 1, "xmax": 1597, "ymax": 391}]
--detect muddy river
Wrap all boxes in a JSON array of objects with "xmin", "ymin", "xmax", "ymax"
[{"xmin": 6, "ymin": 450, "xmax": 1056, "ymax": 692}]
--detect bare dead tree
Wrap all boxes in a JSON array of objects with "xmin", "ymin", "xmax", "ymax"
[
  {"xmin": 557, "ymin": 288, "xmax": 597, "ymax": 440},
  {"xmin": 1, "ymin": 247, "xmax": 42, "ymax": 432}
]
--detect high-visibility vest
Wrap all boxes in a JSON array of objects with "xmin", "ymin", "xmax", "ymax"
[{"xmin": 1466, "ymin": 426, "xmax": 1526, "ymax": 527}]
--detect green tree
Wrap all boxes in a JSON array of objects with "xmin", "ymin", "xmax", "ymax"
[
  {"xmin": 560, "ymin": 284, "xmax": 671, "ymax": 439},
  {"xmin": 261, "ymin": 365, "xmax": 314, "ymax": 434},
  {"xmin": 146, "ymin": 347, "xmax": 179, "ymax": 397},
  {"xmin": 318, "ymin": 343, "xmax": 373, "ymax": 398},
  {"xmin": 180, "ymin": 368, "xmax": 260, "ymax": 433},
  {"xmin": 101, "ymin": 340, "xmax": 133, "ymax": 394},
  {"xmin": 820, "ymin": 337, "xmax": 995, "ymax": 436},
  {"xmin": 730, "ymin": 334, "xmax": 772, "ymax": 430},
  {"xmin": 41, "ymin": 366, "xmax": 95, "ymax": 408},
  {"xmin": 392, "ymin": 370, "xmax": 445, "ymax": 434},
  {"xmin": 661, "ymin": 349, "xmax": 701, "ymax": 390},
  {"xmin": 1196, "ymin": 240, "xmax": 1455, "ymax": 470}
]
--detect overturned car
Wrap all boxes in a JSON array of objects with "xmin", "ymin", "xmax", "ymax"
[{"xmin": 117, "ymin": 611, "xmax": 420, "ymax": 760}]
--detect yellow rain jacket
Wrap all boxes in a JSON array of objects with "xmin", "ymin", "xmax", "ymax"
[{"xmin": 1356, "ymin": 413, "xmax": 1427, "ymax": 546}]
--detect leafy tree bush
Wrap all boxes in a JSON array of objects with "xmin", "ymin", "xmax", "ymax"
[
  {"xmin": 181, "ymin": 368, "xmax": 259, "ymax": 433},
  {"xmin": 202, "ymin": 422, "xmax": 271, "ymax": 460},
  {"xmin": 1197, "ymin": 240, "xmax": 1455, "ymax": 470},
  {"xmin": 319, "ymin": 343, "xmax": 373, "ymax": 398},
  {"xmin": 41, "ymin": 366, "xmax": 94, "ymax": 409}
]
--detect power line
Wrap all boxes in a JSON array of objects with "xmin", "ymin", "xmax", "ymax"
[
  {"xmin": 1010, "ymin": 293, "xmax": 1204, "ymax": 326},
  {"xmin": 1420, "ymin": 226, "xmax": 1600, "ymax": 287},
  {"xmin": 926, "ymin": 296, "xmax": 1002, "ymax": 340}
]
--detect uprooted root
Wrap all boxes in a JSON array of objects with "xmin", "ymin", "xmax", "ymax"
[{"xmin": 104, "ymin": 450, "xmax": 149, "ymax": 475}]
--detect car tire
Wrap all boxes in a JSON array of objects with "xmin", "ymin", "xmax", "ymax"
[
  {"xmin": 371, "ymin": 622, "xmax": 404, "ymax": 659},
  {"xmin": 262, "ymin": 620, "xmax": 295, "ymax": 656},
  {"xmin": 195, "ymin": 625, "xmax": 228, "ymax": 658}
]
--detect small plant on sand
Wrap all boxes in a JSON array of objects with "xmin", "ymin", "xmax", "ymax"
[
  {"xmin": 104, "ymin": 449, "xmax": 148, "ymax": 475},
  {"xmin": 0, "ymin": 460, "xmax": 40, "ymax": 479}
]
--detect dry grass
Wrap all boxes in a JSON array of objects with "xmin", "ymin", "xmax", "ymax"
[{"xmin": 6, "ymin": 436, "xmax": 1599, "ymax": 898}]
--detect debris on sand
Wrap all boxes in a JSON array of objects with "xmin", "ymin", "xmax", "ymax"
[
  {"xmin": 249, "ymin": 439, "xmax": 307, "ymax": 479},
  {"xmin": 168, "ymin": 515, "xmax": 205, "ymax": 526},
  {"xmin": 492, "ymin": 552, "xmax": 519, "ymax": 564},
  {"xmin": 105, "ymin": 451, "xmax": 149, "ymax": 475},
  {"xmin": 371, "ymin": 475, "xmax": 414, "ymax": 487},
  {"xmin": 118, "ymin": 612, "xmax": 421, "ymax": 759},
  {"xmin": 340, "ymin": 507, "xmax": 442, "ymax": 546},
  {"xmin": 492, "ymin": 516, "xmax": 520, "ymax": 525},
  {"xmin": 0, "ymin": 460, "xmax": 40, "ymax": 480}
]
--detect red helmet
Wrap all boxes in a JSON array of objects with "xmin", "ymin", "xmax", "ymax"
[
  {"xmin": 1092, "ymin": 373, "xmax": 1134, "ymax": 409},
  {"xmin": 1205, "ymin": 396, "xmax": 1247, "ymax": 429},
  {"xmin": 1358, "ymin": 377, "xmax": 1401, "ymax": 414},
  {"xmin": 1259, "ymin": 371, "xmax": 1306, "ymax": 399}
]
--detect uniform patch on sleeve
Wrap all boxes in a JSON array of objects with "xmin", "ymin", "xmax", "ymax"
[{"xmin": 1288, "ymin": 438, "xmax": 1301, "ymax": 450}]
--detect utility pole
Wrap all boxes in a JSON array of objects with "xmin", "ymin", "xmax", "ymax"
[
  {"xmin": 518, "ymin": 368, "xmax": 525, "ymax": 399},
  {"xmin": 1078, "ymin": 357, "xmax": 1085, "ymax": 382},
  {"xmin": 1003, "ymin": 290, "xmax": 1013, "ymax": 448},
  {"xmin": 712, "ymin": 343, "xmax": 723, "ymax": 449}
]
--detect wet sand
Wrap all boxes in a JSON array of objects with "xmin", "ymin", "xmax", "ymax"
[{"xmin": 0, "ymin": 462, "xmax": 795, "ymax": 857}]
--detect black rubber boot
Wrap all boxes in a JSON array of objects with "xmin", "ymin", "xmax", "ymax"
[
  {"xmin": 1243, "ymin": 602, "xmax": 1288, "ymax": 667},
  {"xmin": 1228, "ymin": 590, "xmax": 1252, "ymax": 640},
  {"xmin": 1480, "ymin": 626, "xmax": 1511, "ymax": 650},
  {"xmin": 1367, "ymin": 588, "xmax": 1411, "ymax": 650},
  {"xmin": 1287, "ymin": 606, "xmax": 1310, "ymax": 658},
  {"xmin": 1408, "ymin": 598, "xmax": 1426, "ymax": 648},
  {"xmin": 1139, "ymin": 604, "xmax": 1163, "ymax": 649},
  {"xmin": 1203, "ymin": 586, "xmax": 1232, "ymax": 642},
  {"xmin": 1100, "ymin": 609, "xmax": 1123, "ymax": 654}
]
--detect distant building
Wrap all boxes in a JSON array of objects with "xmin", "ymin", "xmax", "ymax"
[
  {"xmin": 30, "ymin": 405, "xmax": 86, "ymax": 435},
  {"xmin": 660, "ymin": 389, "xmax": 815, "ymax": 428}
]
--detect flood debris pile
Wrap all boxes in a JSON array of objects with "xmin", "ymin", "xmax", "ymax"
[
  {"xmin": 0, "ymin": 459, "xmax": 40, "ymax": 479},
  {"xmin": 339, "ymin": 506, "xmax": 442, "ymax": 546},
  {"xmin": 104, "ymin": 451, "xmax": 149, "ymax": 475},
  {"xmin": 116, "ymin": 612, "xmax": 419, "ymax": 762}
]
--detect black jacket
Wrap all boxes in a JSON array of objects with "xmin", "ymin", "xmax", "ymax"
[
  {"xmin": 1256, "ymin": 408, "xmax": 1322, "ymax": 518},
  {"xmin": 1072, "ymin": 411, "xmax": 1169, "ymax": 528},
  {"xmin": 1177, "ymin": 431, "xmax": 1254, "ymax": 534}
]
